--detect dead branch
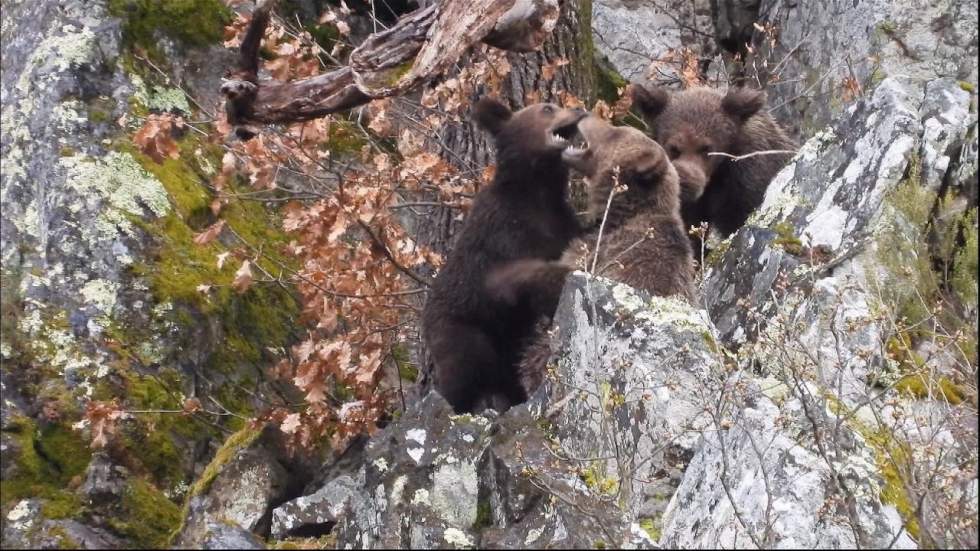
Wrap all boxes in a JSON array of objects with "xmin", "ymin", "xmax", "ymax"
[{"xmin": 221, "ymin": 0, "xmax": 560, "ymax": 138}]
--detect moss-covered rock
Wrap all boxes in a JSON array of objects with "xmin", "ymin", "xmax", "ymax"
[
  {"xmin": 108, "ymin": 0, "xmax": 232, "ymax": 51},
  {"xmin": 107, "ymin": 478, "xmax": 182, "ymax": 547}
]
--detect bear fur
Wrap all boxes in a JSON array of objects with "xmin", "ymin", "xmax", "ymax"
[
  {"xmin": 421, "ymin": 97, "xmax": 587, "ymax": 413},
  {"xmin": 486, "ymin": 115, "xmax": 695, "ymax": 394},
  {"xmin": 630, "ymin": 84, "xmax": 797, "ymax": 238}
]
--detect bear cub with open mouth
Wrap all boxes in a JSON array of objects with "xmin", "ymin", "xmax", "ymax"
[{"xmin": 422, "ymin": 97, "xmax": 587, "ymax": 413}]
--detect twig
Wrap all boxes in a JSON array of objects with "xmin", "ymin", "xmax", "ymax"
[{"xmin": 708, "ymin": 149, "xmax": 796, "ymax": 162}]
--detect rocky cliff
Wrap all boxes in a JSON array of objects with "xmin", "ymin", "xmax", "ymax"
[{"xmin": 1, "ymin": 0, "xmax": 977, "ymax": 549}]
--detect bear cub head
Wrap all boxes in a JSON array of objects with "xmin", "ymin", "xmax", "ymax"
[
  {"xmin": 474, "ymin": 97, "xmax": 588, "ymax": 170},
  {"xmin": 561, "ymin": 115, "xmax": 681, "ymax": 225},
  {"xmin": 630, "ymin": 85, "xmax": 765, "ymax": 203}
]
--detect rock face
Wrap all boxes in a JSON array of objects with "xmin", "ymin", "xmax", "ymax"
[
  {"xmin": 592, "ymin": 0, "xmax": 716, "ymax": 83},
  {"xmin": 270, "ymin": 388, "xmax": 656, "ymax": 549},
  {"xmin": 756, "ymin": 0, "xmax": 979, "ymax": 137},
  {"xmin": 1, "ymin": 0, "xmax": 297, "ymax": 546},
  {"xmin": 533, "ymin": 275, "xmax": 721, "ymax": 519},
  {"xmin": 700, "ymin": 76, "xmax": 977, "ymax": 548},
  {"xmin": 660, "ymin": 376, "xmax": 916, "ymax": 549},
  {"xmin": 173, "ymin": 425, "xmax": 319, "ymax": 549}
]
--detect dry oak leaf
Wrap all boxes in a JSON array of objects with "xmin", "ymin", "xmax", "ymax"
[
  {"xmin": 182, "ymin": 397, "xmax": 202, "ymax": 415},
  {"xmin": 84, "ymin": 400, "xmax": 124, "ymax": 449},
  {"xmin": 134, "ymin": 114, "xmax": 181, "ymax": 163},
  {"xmin": 193, "ymin": 219, "xmax": 226, "ymax": 245},
  {"xmin": 233, "ymin": 259, "xmax": 254, "ymax": 293},
  {"xmin": 281, "ymin": 412, "xmax": 302, "ymax": 434}
]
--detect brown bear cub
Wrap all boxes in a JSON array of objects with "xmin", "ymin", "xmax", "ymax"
[
  {"xmin": 487, "ymin": 116, "xmax": 695, "ymax": 394},
  {"xmin": 421, "ymin": 97, "xmax": 587, "ymax": 413},
  {"xmin": 630, "ymin": 84, "xmax": 796, "ymax": 238}
]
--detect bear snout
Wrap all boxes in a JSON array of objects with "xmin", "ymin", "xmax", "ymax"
[{"xmin": 672, "ymin": 160, "xmax": 708, "ymax": 203}]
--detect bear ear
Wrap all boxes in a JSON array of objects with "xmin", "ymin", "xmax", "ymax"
[
  {"xmin": 722, "ymin": 87, "xmax": 765, "ymax": 122},
  {"xmin": 630, "ymin": 83, "xmax": 669, "ymax": 120},
  {"xmin": 473, "ymin": 97, "xmax": 513, "ymax": 135},
  {"xmin": 629, "ymin": 155, "xmax": 664, "ymax": 189}
]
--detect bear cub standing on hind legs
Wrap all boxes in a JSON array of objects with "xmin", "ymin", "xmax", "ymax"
[
  {"xmin": 487, "ymin": 115, "xmax": 696, "ymax": 395},
  {"xmin": 630, "ymin": 84, "xmax": 797, "ymax": 240},
  {"xmin": 421, "ymin": 97, "xmax": 587, "ymax": 414}
]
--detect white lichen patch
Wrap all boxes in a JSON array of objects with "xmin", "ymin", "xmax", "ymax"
[
  {"xmin": 79, "ymin": 278, "xmax": 119, "ymax": 315},
  {"xmin": 636, "ymin": 294, "xmax": 711, "ymax": 333},
  {"xmin": 131, "ymin": 75, "xmax": 192, "ymax": 114},
  {"xmin": 407, "ymin": 447, "xmax": 425, "ymax": 464},
  {"xmin": 6, "ymin": 500, "xmax": 34, "ymax": 524},
  {"xmin": 431, "ymin": 461, "xmax": 478, "ymax": 526},
  {"xmin": 525, "ymin": 526, "xmax": 544, "ymax": 545},
  {"xmin": 61, "ymin": 151, "xmax": 171, "ymax": 243},
  {"xmin": 15, "ymin": 24, "xmax": 98, "ymax": 96},
  {"xmin": 373, "ymin": 457, "xmax": 390, "ymax": 473},
  {"xmin": 389, "ymin": 475, "xmax": 407, "ymax": 504},
  {"xmin": 443, "ymin": 527, "xmax": 474, "ymax": 548},
  {"xmin": 411, "ymin": 488, "xmax": 430, "ymax": 506},
  {"xmin": 51, "ymin": 100, "xmax": 89, "ymax": 134},
  {"xmin": 406, "ymin": 428, "xmax": 427, "ymax": 446}
]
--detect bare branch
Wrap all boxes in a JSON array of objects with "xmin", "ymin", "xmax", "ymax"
[
  {"xmin": 221, "ymin": 0, "xmax": 561, "ymax": 137},
  {"xmin": 708, "ymin": 149, "xmax": 797, "ymax": 162}
]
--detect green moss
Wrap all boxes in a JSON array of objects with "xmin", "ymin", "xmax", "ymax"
[
  {"xmin": 876, "ymin": 20, "xmax": 898, "ymax": 36},
  {"xmin": 35, "ymin": 424, "xmax": 92, "ymax": 482},
  {"xmin": 638, "ymin": 516, "xmax": 662, "ymax": 542},
  {"xmin": 391, "ymin": 343, "xmax": 418, "ymax": 382},
  {"xmin": 268, "ymin": 535, "xmax": 338, "ymax": 549},
  {"xmin": 40, "ymin": 493, "xmax": 85, "ymax": 520},
  {"xmin": 958, "ymin": 81, "xmax": 975, "ymax": 92},
  {"xmin": 894, "ymin": 374, "xmax": 966, "ymax": 405},
  {"xmin": 327, "ymin": 120, "xmax": 370, "ymax": 155},
  {"xmin": 704, "ymin": 237, "xmax": 732, "ymax": 267},
  {"xmin": 862, "ymin": 427, "xmax": 919, "ymax": 539},
  {"xmin": 949, "ymin": 208, "xmax": 978, "ymax": 312},
  {"xmin": 579, "ymin": 464, "xmax": 618, "ymax": 496},
  {"xmin": 108, "ymin": 478, "xmax": 182, "ymax": 548},
  {"xmin": 125, "ymin": 132, "xmax": 298, "ymax": 384},
  {"xmin": 472, "ymin": 498, "xmax": 493, "ymax": 530},
  {"xmin": 188, "ymin": 425, "xmax": 263, "ymax": 499},
  {"xmin": 701, "ymin": 331, "xmax": 720, "ymax": 355},
  {"xmin": 828, "ymin": 397, "xmax": 920, "ymax": 540},
  {"xmin": 0, "ymin": 417, "xmax": 86, "ymax": 521},
  {"xmin": 108, "ymin": 0, "xmax": 231, "ymax": 51},
  {"xmin": 44, "ymin": 524, "xmax": 80, "ymax": 549},
  {"xmin": 771, "ymin": 221, "xmax": 804, "ymax": 255},
  {"xmin": 593, "ymin": 55, "xmax": 628, "ymax": 105}
]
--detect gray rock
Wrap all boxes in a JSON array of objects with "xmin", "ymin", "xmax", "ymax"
[
  {"xmin": 756, "ymin": 0, "xmax": 978, "ymax": 138},
  {"xmin": 275, "ymin": 391, "xmax": 654, "ymax": 549},
  {"xmin": 80, "ymin": 452, "xmax": 130, "ymax": 506},
  {"xmin": 1, "ymin": 499, "xmax": 123, "ymax": 549},
  {"xmin": 174, "ymin": 429, "xmax": 291, "ymax": 548},
  {"xmin": 535, "ymin": 272, "xmax": 722, "ymax": 519},
  {"xmin": 705, "ymin": 77, "xmax": 972, "ymax": 349},
  {"xmin": 660, "ymin": 376, "xmax": 916, "ymax": 549},
  {"xmin": 200, "ymin": 521, "xmax": 266, "ymax": 550},
  {"xmin": 592, "ymin": 0, "xmax": 716, "ymax": 83}
]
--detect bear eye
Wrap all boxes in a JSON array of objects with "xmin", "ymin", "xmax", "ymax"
[
  {"xmin": 541, "ymin": 105, "xmax": 555, "ymax": 114},
  {"xmin": 667, "ymin": 146, "xmax": 681, "ymax": 159}
]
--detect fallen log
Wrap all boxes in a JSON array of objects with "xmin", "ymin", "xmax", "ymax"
[{"xmin": 221, "ymin": 0, "xmax": 560, "ymax": 138}]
